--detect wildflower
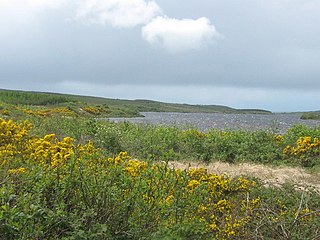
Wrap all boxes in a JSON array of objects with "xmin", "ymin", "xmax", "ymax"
[
  {"xmin": 188, "ymin": 167, "xmax": 207, "ymax": 180},
  {"xmin": 125, "ymin": 159, "xmax": 148, "ymax": 177},
  {"xmin": 44, "ymin": 134, "xmax": 55, "ymax": 142},
  {"xmin": 187, "ymin": 179, "xmax": 200, "ymax": 189},
  {"xmin": 8, "ymin": 167, "xmax": 27, "ymax": 174},
  {"xmin": 274, "ymin": 134, "xmax": 284, "ymax": 142},
  {"xmin": 165, "ymin": 195, "xmax": 174, "ymax": 204},
  {"xmin": 198, "ymin": 205, "xmax": 207, "ymax": 213}
]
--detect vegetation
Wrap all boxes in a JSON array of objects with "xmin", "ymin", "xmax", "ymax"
[
  {"xmin": 0, "ymin": 89, "xmax": 73, "ymax": 106},
  {"xmin": 1, "ymin": 117, "xmax": 319, "ymax": 239},
  {"xmin": 0, "ymin": 89, "xmax": 142, "ymax": 118},
  {"xmin": 0, "ymin": 89, "xmax": 272, "ymax": 116},
  {"xmin": 17, "ymin": 115, "xmax": 320, "ymax": 169},
  {"xmin": 301, "ymin": 111, "xmax": 320, "ymax": 120},
  {"xmin": 0, "ymin": 91, "xmax": 320, "ymax": 239}
]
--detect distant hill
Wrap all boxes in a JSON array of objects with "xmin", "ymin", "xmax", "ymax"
[{"xmin": 0, "ymin": 89, "xmax": 272, "ymax": 117}]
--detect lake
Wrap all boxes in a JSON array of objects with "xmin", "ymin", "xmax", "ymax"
[{"xmin": 109, "ymin": 112, "xmax": 320, "ymax": 133}]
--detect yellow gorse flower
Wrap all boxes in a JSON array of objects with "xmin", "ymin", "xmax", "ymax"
[
  {"xmin": 27, "ymin": 134, "xmax": 75, "ymax": 169},
  {"xmin": 187, "ymin": 179, "xmax": 201, "ymax": 189},
  {"xmin": 22, "ymin": 107, "xmax": 75, "ymax": 117},
  {"xmin": 8, "ymin": 167, "xmax": 27, "ymax": 174},
  {"xmin": 274, "ymin": 134, "xmax": 284, "ymax": 142},
  {"xmin": 283, "ymin": 136, "xmax": 320, "ymax": 159},
  {"xmin": 125, "ymin": 159, "xmax": 148, "ymax": 177},
  {"xmin": 0, "ymin": 118, "xmax": 32, "ymax": 163},
  {"xmin": 165, "ymin": 195, "xmax": 174, "ymax": 204},
  {"xmin": 188, "ymin": 167, "xmax": 207, "ymax": 180}
]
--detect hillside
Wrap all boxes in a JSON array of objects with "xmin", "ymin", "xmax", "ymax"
[{"xmin": 0, "ymin": 89, "xmax": 272, "ymax": 118}]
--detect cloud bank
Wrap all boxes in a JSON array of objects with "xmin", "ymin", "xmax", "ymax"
[
  {"xmin": 75, "ymin": 0, "xmax": 162, "ymax": 28},
  {"xmin": 73, "ymin": 0, "xmax": 219, "ymax": 51},
  {"xmin": 142, "ymin": 16, "xmax": 218, "ymax": 52},
  {"xmin": 1, "ymin": 0, "xmax": 219, "ymax": 52}
]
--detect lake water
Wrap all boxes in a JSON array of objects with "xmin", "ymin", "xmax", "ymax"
[{"xmin": 109, "ymin": 112, "xmax": 320, "ymax": 133}]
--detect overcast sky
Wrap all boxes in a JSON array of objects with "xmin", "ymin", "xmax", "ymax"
[{"xmin": 1, "ymin": 0, "xmax": 320, "ymax": 112}]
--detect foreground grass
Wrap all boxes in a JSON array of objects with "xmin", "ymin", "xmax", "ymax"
[{"xmin": 1, "ymin": 116, "xmax": 320, "ymax": 239}]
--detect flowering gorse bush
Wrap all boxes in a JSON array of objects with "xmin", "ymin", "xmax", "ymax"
[
  {"xmin": 0, "ymin": 118, "xmax": 95, "ymax": 174},
  {"xmin": 283, "ymin": 136, "xmax": 320, "ymax": 167},
  {"xmin": 82, "ymin": 106, "xmax": 107, "ymax": 115},
  {"xmin": 22, "ymin": 107, "xmax": 75, "ymax": 117},
  {"xmin": 0, "ymin": 119, "xmax": 32, "ymax": 162}
]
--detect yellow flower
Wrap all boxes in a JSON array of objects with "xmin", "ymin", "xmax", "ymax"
[
  {"xmin": 274, "ymin": 134, "xmax": 284, "ymax": 142},
  {"xmin": 188, "ymin": 167, "xmax": 207, "ymax": 180},
  {"xmin": 209, "ymin": 222, "xmax": 218, "ymax": 230},
  {"xmin": 165, "ymin": 195, "xmax": 174, "ymax": 204},
  {"xmin": 44, "ymin": 134, "xmax": 56, "ymax": 142},
  {"xmin": 187, "ymin": 179, "xmax": 200, "ymax": 189},
  {"xmin": 198, "ymin": 205, "xmax": 207, "ymax": 213},
  {"xmin": 125, "ymin": 159, "xmax": 148, "ymax": 177},
  {"xmin": 8, "ymin": 167, "xmax": 27, "ymax": 174}
]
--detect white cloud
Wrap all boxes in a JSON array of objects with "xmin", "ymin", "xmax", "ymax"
[
  {"xmin": 0, "ymin": 0, "xmax": 66, "ymax": 9},
  {"xmin": 1, "ymin": 0, "xmax": 220, "ymax": 52},
  {"xmin": 75, "ymin": 0, "xmax": 162, "ymax": 28},
  {"xmin": 142, "ymin": 16, "xmax": 219, "ymax": 52}
]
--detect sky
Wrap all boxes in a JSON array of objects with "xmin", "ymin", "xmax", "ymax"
[{"xmin": 1, "ymin": 0, "xmax": 320, "ymax": 112}]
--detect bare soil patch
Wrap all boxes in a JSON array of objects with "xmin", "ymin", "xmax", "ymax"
[{"xmin": 168, "ymin": 161, "xmax": 320, "ymax": 193}]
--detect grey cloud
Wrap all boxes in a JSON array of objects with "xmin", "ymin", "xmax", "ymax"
[{"xmin": 1, "ymin": 0, "xmax": 320, "ymax": 111}]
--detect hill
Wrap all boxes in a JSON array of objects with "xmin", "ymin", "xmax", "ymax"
[{"xmin": 0, "ymin": 89, "xmax": 272, "ymax": 118}]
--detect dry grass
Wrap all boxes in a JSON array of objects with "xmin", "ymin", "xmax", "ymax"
[{"xmin": 168, "ymin": 161, "xmax": 320, "ymax": 193}]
